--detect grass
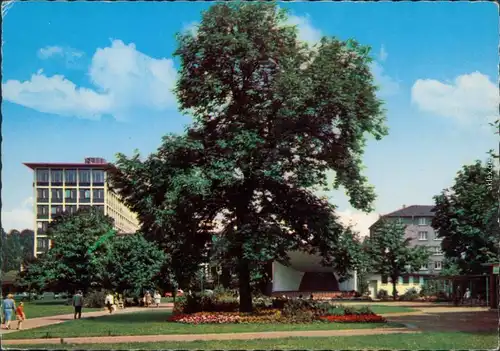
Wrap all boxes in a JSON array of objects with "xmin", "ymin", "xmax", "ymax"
[
  {"xmin": 3, "ymin": 310, "xmax": 399, "ymax": 340},
  {"xmin": 360, "ymin": 305, "xmax": 417, "ymax": 314},
  {"xmin": 10, "ymin": 332, "xmax": 498, "ymax": 349},
  {"xmin": 11, "ymin": 298, "xmax": 101, "ymax": 319}
]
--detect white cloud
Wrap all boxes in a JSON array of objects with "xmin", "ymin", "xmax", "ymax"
[
  {"xmin": 3, "ymin": 40, "xmax": 177, "ymax": 121},
  {"xmin": 370, "ymin": 61, "xmax": 400, "ymax": 97},
  {"xmin": 38, "ymin": 46, "xmax": 85, "ymax": 69},
  {"xmin": 38, "ymin": 46, "xmax": 64, "ymax": 59},
  {"xmin": 2, "ymin": 197, "xmax": 34, "ymax": 232},
  {"xmin": 379, "ymin": 45, "xmax": 388, "ymax": 62},
  {"xmin": 337, "ymin": 208, "xmax": 380, "ymax": 238},
  {"xmin": 286, "ymin": 14, "xmax": 322, "ymax": 44},
  {"xmin": 411, "ymin": 72, "xmax": 499, "ymax": 125}
]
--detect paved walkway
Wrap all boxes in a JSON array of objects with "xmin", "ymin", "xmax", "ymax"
[
  {"xmin": 385, "ymin": 307, "xmax": 497, "ymax": 333},
  {"xmin": 1, "ymin": 327, "xmax": 417, "ymax": 345}
]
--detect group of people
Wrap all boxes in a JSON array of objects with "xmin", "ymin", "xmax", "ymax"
[
  {"xmin": 143, "ymin": 290, "xmax": 161, "ymax": 307},
  {"xmin": 1, "ymin": 294, "xmax": 26, "ymax": 330}
]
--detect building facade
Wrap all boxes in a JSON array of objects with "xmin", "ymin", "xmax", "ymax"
[
  {"xmin": 366, "ymin": 205, "xmax": 444, "ymax": 298},
  {"xmin": 24, "ymin": 157, "xmax": 140, "ymax": 256},
  {"xmin": 369, "ymin": 205, "xmax": 444, "ymax": 274}
]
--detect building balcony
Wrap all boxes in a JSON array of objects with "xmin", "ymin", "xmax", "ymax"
[
  {"xmin": 37, "ymin": 213, "xmax": 49, "ymax": 219},
  {"xmin": 37, "ymin": 198, "xmax": 49, "ymax": 203}
]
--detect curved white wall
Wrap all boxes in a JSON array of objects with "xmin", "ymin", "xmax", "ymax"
[
  {"xmin": 272, "ymin": 262, "xmax": 305, "ymax": 291},
  {"xmin": 272, "ymin": 261, "xmax": 357, "ymax": 292}
]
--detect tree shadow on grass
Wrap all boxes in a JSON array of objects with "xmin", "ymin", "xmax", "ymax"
[{"xmin": 387, "ymin": 310, "xmax": 497, "ymax": 333}]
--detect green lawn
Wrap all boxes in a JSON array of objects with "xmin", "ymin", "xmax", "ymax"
[
  {"xmin": 3, "ymin": 310, "xmax": 399, "ymax": 340},
  {"xmin": 11, "ymin": 332, "xmax": 497, "ymax": 349},
  {"xmin": 11, "ymin": 298, "xmax": 101, "ymax": 319},
  {"xmin": 360, "ymin": 305, "xmax": 417, "ymax": 314}
]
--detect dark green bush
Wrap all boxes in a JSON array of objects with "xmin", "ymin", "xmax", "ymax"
[
  {"xmin": 399, "ymin": 288, "xmax": 419, "ymax": 301},
  {"xmin": 173, "ymin": 292, "xmax": 240, "ymax": 314},
  {"xmin": 377, "ymin": 289, "xmax": 390, "ymax": 300},
  {"xmin": 84, "ymin": 290, "xmax": 106, "ymax": 308}
]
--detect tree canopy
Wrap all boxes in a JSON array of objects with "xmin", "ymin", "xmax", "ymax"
[
  {"xmin": 19, "ymin": 208, "xmax": 166, "ymax": 295},
  {"xmin": 365, "ymin": 220, "xmax": 430, "ymax": 299},
  {"xmin": 432, "ymin": 158, "xmax": 499, "ymax": 275},
  {"xmin": 108, "ymin": 3, "xmax": 387, "ymax": 311},
  {"xmin": 20, "ymin": 207, "xmax": 115, "ymax": 293},
  {"xmin": 101, "ymin": 234, "xmax": 167, "ymax": 294},
  {"xmin": 1, "ymin": 229, "xmax": 34, "ymax": 272}
]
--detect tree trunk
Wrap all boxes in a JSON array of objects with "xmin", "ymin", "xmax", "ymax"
[
  {"xmin": 392, "ymin": 279, "xmax": 397, "ymax": 301},
  {"xmin": 220, "ymin": 266, "xmax": 231, "ymax": 289},
  {"xmin": 238, "ymin": 259, "xmax": 253, "ymax": 313}
]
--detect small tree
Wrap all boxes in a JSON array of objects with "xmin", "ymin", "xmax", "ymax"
[{"xmin": 365, "ymin": 220, "xmax": 430, "ymax": 300}]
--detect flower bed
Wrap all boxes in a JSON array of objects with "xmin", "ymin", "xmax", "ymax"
[
  {"xmin": 169, "ymin": 308, "xmax": 386, "ymax": 325},
  {"xmin": 168, "ymin": 309, "xmax": 282, "ymax": 324},
  {"xmin": 320, "ymin": 314, "xmax": 386, "ymax": 323}
]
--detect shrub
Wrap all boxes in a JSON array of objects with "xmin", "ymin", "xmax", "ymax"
[
  {"xmin": 281, "ymin": 299, "xmax": 331, "ymax": 322},
  {"xmin": 173, "ymin": 292, "xmax": 240, "ymax": 314},
  {"xmin": 399, "ymin": 288, "xmax": 419, "ymax": 301},
  {"xmin": 377, "ymin": 289, "xmax": 390, "ymax": 300},
  {"xmin": 84, "ymin": 290, "xmax": 106, "ymax": 308}
]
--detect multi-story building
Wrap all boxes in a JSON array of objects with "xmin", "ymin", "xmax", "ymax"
[
  {"xmin": 369, "ymin": 205, "xmax": 443, "ymax": 274},
  {"xmin": 366, "ymin": 205, "xmax": 444, "ymax": 298},
  {"xmin": 24, "ymin": 157, "xmax": 140, "ymax": 256}
]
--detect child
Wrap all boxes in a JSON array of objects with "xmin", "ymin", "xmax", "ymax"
[{"xmin": 15, "ymin": 302, "xmax": 26, "ymax": 330}]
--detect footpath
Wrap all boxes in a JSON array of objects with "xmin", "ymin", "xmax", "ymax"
[{"xmin": 1, "ymin": 327, "xmax": 418, "ymax": 345}]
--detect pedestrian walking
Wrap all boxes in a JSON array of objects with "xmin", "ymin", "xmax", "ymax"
[
  {"xmin": 2, "ymin": 294, "xmax": 16, "ymax": 330},
  {"xmin": 463, "ymin": 288, "xmax": 471, "ymax": 304},
  {"xmin": 15, "ymin": 302, "xmax": 26, "ymax": 330},
  {"xmin": 153, "ymin": 291, "xmax": 161, "ymax": 308},
  {"xmin": 72, "ymin": 290, "xmax": 84, "ymax": 319},
  {"xmin": 145, "ymin": 291, "xmax": 152, "ymax": 307},
  {"xmin": 105, "ymin": 292, "xmax": 114, "ymax": 313}
]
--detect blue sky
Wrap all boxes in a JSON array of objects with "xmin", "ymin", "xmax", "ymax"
[{"xmin": 2, "ymin": 1, "xmax": 498, "ymax": 236}]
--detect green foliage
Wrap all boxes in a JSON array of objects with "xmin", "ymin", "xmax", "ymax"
[
  {"xmin": 173, "ymin": 293, "xmax": 240, "ymax": 314},
  {"xmin": 281, "ymin": 299, "xmax": 331, "ymax": 322},
  {"xmin": 432, "ymin": 158, "xmax": 499, "ymax": 274},
  {"xmin": 19, "ymin": 209, "xmax": 166, "ymax": 295},
  {"xmin": 108, "ymin": 3, "xmax": 387, "ymax": 312},
  {"xmin": 101, "ymin": 234, "xmax": 167, "ymax": 294},
  {"xmin": 376, "ymin": 289, "xmax": 389, "ymax": 300},
  {"xmin": 84, "ymin": 290, "xmax": 106, "ymax": 308},
  {"xmin": 1, "ymin": 229, "xmax": 34, "ymax": 272},
  {"xmin": 365, "ymin": 220, "xmax": 430, "ymax": 300},
  {"xmin": 399, "ymin": 288, "xmax": 419, "ymax": 301}
]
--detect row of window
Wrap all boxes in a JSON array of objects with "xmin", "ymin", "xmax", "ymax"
[
  {"xmin": 397, "ymin": 217, "xmax": 430, "ymax": 226},
  {"xmin": 420, "ymin": 261, "xmax": 442, "ymax": 271},
  {"xmin": 381, "ymin": 274, "xmax": 439, "ymax": 285},
  {"xmin": 418, "ymin": 231, "xmax": 441, "ymax": 241},
  {"xmin": 36, "ymin": 169, "xmax": 105, "ymax": 185},
  {"xmin": 37, "ymin": 189, "xmax": 104, "ymax": 203},
  {"xmin": 36, "ymin": 204, "xmax": 105, "ymax": 220}
]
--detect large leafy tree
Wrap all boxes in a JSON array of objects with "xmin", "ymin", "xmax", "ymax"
[
  {"xmin": 365, "ymin": 220, "xmax": 430, "ymax": 300},
  {"xmin": 20, "ymin": 208, "xmax": 114, "ymax": 293},
  {"xmin": 109, "ymin": 3, "xmax": 387, "ymax": 312},
  {"xmin": 101, "ymin": 234, "xmax": 167, "ymax": 295},
  {"xmin": 432, "ymin": 158, "xmax": 499, "ymax": 274}
]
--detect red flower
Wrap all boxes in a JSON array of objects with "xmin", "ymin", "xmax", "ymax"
[{"xmin": 320, "ymin": 313, "xmax": 386, "ymax": 323}]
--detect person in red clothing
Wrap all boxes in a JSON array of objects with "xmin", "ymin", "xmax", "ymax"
[{"xmin": 15, "ymin": 302, "xmax": 26, "ymax": 330}]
